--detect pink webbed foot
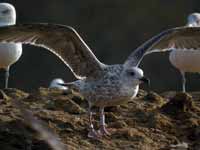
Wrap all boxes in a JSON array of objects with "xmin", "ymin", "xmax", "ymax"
[
  {"xmin": 98, "ymin": 125, "xmax": 111, "ymax": 136},
  {"xmin": 88, "ymin": 128, "xmax": 101, "ymax": 139}
]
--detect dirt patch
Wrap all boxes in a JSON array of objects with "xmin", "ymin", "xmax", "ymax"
[{"xmin": 0, "ymin": 88, "xmax": 199, "ymax": 150}]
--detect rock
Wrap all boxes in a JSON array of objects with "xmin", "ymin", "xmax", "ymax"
[
  {"xmin": 187, "ymin": 126, "xmax": 200, "ymax": 141},
  {"xmin": 63, "ymin": 98, "xmax": 86, "ymax": 114},
  {"xmin": 113, "ymin": 128, "xmax": 148, "ymax": 142},
  {"xmin": 184, "ymin": 118, "xmax": 200, "ymax": 128},
  {"xmin": 3, "ymin": 88, "xmax": 29, "ymax": 99},
  {"xmin": 169, "ymin": 142, "xmax": 188, "ymax": 150},
  {"xmin": 45, "ymin": 97, "xmax": 86, "ymax": 114},
  {"xmin": 106, "ymin": 112, "xmax": 120, "ymax": 122},
  {"xmin": 160, "ymin": 92, "xmax": 198, "ymax": 116},
  {"xmin": 109, "ymin": 120, "xmax": 127, "ymax": 129},
  {"xmin": 144, "ymin": 91, "xmax": 165, "ymax": 105},
  {"xmin": 71, "ymin": 96, "xmax": 87, "ymax": 108},
  {"xmin": 105, "ymin": 106, "xmax": 121, "ymax": 112},
  {"xmin": 0, "ymin": 90, "xmax": 9, "ymax": 100},
  {"xmin": 137, "ymin": 89, "xmax": 148, "ymax": 97},
  {"xmin": 160, "ymin": 91, "xmax": 177, "ymax": 99},
  {"xmin": 147, "ymin": 113, "xmax": 173, "ymax": 130},
  {"xmin": 38, "ymin": 87, "xmax": 69, "ymax": 97},
  {"xmin": 193, "ymin": 139, "xmax": 200, "ymax": 150}
]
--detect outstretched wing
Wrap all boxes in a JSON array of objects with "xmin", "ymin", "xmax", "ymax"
[
  {"xmin": 124, "ymin": 26, "xmax": 200, "ymax": 68},
  {"xmin": 0, "ymin": 23, "xmax": 105, "ymax": 79}
]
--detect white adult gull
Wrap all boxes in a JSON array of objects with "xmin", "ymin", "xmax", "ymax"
[
  {"xmin": 0, "ymin": 24, "xmax": 199, "ymax": 139},
  {"xmin": 168, "ymin": 13, "xmax": 200, "ymax": 92},
  {"xmin": 0, "ymin": 3, "xmax": 22, "ymax": 88},
  {"xmin": 49, "ymin": 78, "xmax": 68, "ymax": 90}
]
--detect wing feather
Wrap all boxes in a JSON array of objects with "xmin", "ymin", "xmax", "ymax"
[
  {"xmin": 0, "ymin": 23, "xmax": 105, "ymax": 79},
  {"xmin": 124, "ymin": 26, "xmax": 200, "ymax": 67}
]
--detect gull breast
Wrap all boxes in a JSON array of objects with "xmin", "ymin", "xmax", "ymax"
[
  {"xmin": 0, "ymin": 43, "xmax": 22, "ymax": 68},
  {"xmin": 169, "ymin": 49, "xmax": 200, "ymax": 72}
]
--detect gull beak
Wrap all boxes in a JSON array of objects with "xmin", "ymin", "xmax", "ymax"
[{"xmin": 139, "ymin": 77, "xmax": 150, "ymax": 86}]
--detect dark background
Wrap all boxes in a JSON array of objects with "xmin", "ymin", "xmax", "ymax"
[{"xmin": 1, "ymin": 0, "xmax": 200, "ymax": 92}]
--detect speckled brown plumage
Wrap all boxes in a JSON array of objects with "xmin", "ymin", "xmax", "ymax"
[{"xmin": 0, "ymin": 23, "xmax": 200, "ymax": 138}]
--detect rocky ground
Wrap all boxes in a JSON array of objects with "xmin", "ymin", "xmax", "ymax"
[{"xmin": 0, "ymin": 88, "xmax": 199, "ymax": 150}]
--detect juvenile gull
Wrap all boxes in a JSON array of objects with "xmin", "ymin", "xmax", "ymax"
[
  {"xmin": 0, "ymin": 3, "xmax": 22, "ymax": 88},
  {"xmin": 49, "ymin": 78, "xmax": 67, "ymax": 90},
  {"xmin": 0, "ymin": 24, "xmax": 200, "ymax": 138},
  {"xmin": 168, "ymin": 13, "xmax": 200, "ymax": 92}
]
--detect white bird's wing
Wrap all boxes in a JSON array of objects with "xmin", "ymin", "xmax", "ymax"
[
  {"xmin": 0, "ymin": 23, "xmax": 105, "ymax": 79},
  {"xmin": 124, "ymin": 26, "xmax": 200, "ymax": 68}
]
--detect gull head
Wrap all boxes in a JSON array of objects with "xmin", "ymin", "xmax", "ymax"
[
  {"xmin": 49, "ymin": 78, "xmax": 68, "ymax": 90},
  {"xmin": 0, "ymin": 3, "xmax": 16, "ymax": 26},
  {"xmin": 187, "ymin": 13, "xmax": 200, "ymax": 27},
  {"xmin": 122, "ymin": 67, "xmax": 150, "ymax": 86}
]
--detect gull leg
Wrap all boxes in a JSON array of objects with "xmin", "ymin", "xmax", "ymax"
[
  {"xmin": 181, "ymin": 71, "xmax": 186, "ymax": 92},
  {"xmin": 4, "ymin": 67, "xmax": 10, "ymax": 89},
  {"xmin": 87, "ymin": 104, "xmax": 99, "ymax": 139},
  {"xmin": 98, "ymin": 107, "xmax": 111, "ymax": 136}
]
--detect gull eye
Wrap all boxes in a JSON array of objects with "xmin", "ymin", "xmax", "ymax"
[
  {"xmin": 128, "ymin": 71, "xmax": 135, "ymax": 76},
  {"xmin": 2, "ymin": 9, "xmax": 9, "ymax": 14}
]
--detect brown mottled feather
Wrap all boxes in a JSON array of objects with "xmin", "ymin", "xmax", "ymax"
[{"xmin": 0, "ymin": 23, "xmax": 104, "ymax": 79}]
